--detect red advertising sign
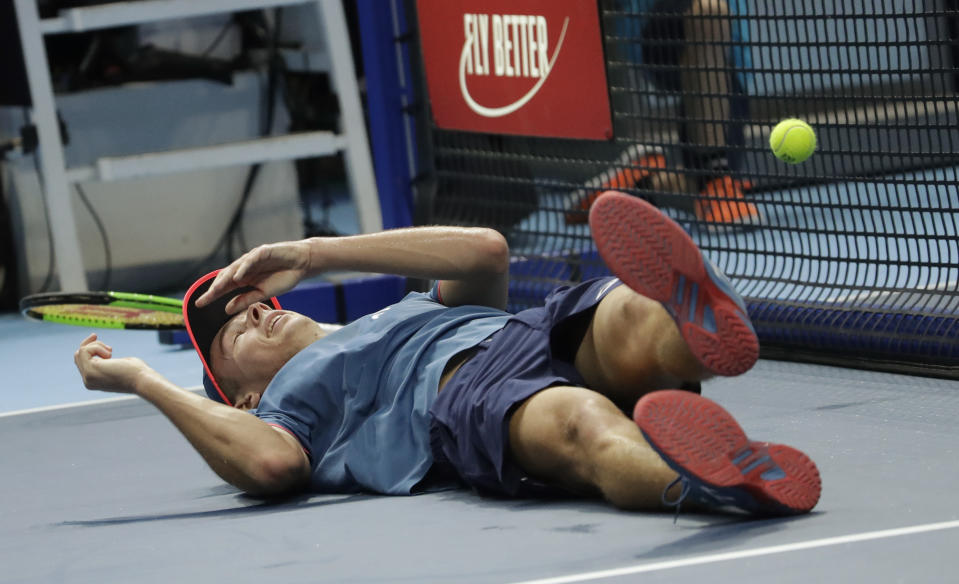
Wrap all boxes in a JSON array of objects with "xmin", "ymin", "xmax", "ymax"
[{"xmin": 415, "ymin": 0, "xmax": 612, "ymax": 140}]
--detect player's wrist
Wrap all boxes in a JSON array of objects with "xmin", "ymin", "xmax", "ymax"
[
  {"xmin": 304, "ymin": 236, "xmax": 333, "ymax": 274},
  {"xmin": 130, "ymin": 364, "xmax": 162, "ymax": 397}
]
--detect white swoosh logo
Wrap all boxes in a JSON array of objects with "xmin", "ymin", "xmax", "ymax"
[{"xmin": 458, "ymin": 17, "xmax": 570, "ymax": 118}]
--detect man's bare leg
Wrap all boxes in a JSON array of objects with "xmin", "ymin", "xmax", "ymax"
[
  {"xmin": 508, "ymin": 385, "xmax": 679, "ymax": 510},
  {"xmin": 588, "ymin": 192, "xmax": 760, "ymax": 379},
  {"xmin": 508, "ymin": 192, "xmax": 818, "ymax": 515},
  {"xmin": 680, "ymin": 0, "xmax": 732, "ymax": 151},
  {"xmin": 573, "ymin": 286, "xmax": 707, "ymax": 411},
  {"xmin": 508, "ymin": 383, "xmax": 821, "ymax": 514},
  {"xmin": 679, "ymin": 0, "xmax": 762, "ymax": 226}
]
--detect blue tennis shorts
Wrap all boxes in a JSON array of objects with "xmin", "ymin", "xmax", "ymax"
[{"xmin": 428, "ymin": 277, "xmax": 624, "ymax": 498}]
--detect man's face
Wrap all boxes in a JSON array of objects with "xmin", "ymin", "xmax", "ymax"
[{"xmin": 209, "ymin": 303, "xmax": 323, "ymax": 400}]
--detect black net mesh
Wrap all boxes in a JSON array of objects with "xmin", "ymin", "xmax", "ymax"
[{"xmin": 409, "ymin": 0, "xmax": 959, "ymax": 375}]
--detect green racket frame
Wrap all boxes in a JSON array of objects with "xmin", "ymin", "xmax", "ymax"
[{"xmin": 19, "ymin": 291, "xmax": 185, "ymax": 330}]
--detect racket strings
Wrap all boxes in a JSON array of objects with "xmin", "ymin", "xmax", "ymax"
[{"xmin": 30, "ymin": 304, "xmax": 184, "ymax": 328}]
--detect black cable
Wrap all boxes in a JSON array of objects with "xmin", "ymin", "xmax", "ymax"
[
  {"xmin": 0, "ymin": 164, "xmax": 18, "ymax": 310},
  {"xmin": 74, "ymin": 183, "xmax": 111, "ymax": 290},
  {"xmin": 77, "ymin": 34, "xmax": 102, "ymax": 78},
  {"xmin": 170, "ymin": 8, "xmax": 284, "ymax": 288},
  {"xmin": 201, "ymin": 16, "xmax": 236, "ymax": 58},
  {"xmin": 228, "ymin": 7, "xmax": 284, "ymax": 258}
]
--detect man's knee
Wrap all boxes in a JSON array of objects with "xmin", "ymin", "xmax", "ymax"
[
  {"xmin": 560, "ymin": 392, "xmax": 630, "ymax": 455},
  {"xmin": 576, "ymin": 287, "xmax": 673, "ymax": 392},
  {"xmin": 513, "ymin": 388, "xmax": 622, "ymax": 447},
  {"xmin": 510, "ymin": 388, "xmax": 635, "ymax": 486},
  {"xmin": 510, "ymin": 387, "xmax": 680, "ymax": 507}
]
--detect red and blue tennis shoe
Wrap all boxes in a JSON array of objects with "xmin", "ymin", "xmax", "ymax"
[
  {"xmin": 635, "ymin": 390, "xmax": 822, "ymax": 516},
  {"xmin": 588, "ymin": 190, "xmax": 759, "ymax": 377},
  {"xmin": 589, "ymin": 191, "xmax": 819, "ymax": 515}
]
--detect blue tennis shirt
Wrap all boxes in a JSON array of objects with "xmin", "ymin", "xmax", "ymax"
[{"xmin": 252, "ymin": 290, "xmax": 511, "ymax": 495}]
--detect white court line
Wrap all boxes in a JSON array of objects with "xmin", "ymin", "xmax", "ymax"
[
  {"xmin": 510, "ymin": 519, "xmax": 959, "ymax": 584},
  {"xmin": 0, "ymin": 387, "xmax": 203, "ymax": 419}
]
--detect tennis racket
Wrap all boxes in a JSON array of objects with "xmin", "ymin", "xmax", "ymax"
[{"xmin": 19, "ymin": 291, "xmax": 185, "ymax": 330}]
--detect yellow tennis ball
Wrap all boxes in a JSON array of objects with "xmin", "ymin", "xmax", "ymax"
[{"xmin": 769, "ymin": 119, "xmax": 816, "ymax": 164}]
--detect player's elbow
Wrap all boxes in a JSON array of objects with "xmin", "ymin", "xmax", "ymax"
[
  {"xmin": 243, "ymin": 451, "xmax": 310, "ymax": 496},
  {"xmin": 469, "ymin": 228, "xmax": 510, "ymax": 276}
]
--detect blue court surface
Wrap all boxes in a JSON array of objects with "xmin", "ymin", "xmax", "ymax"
[{"xmin": 2, "ymin": 311, "xmax": 958, "ymax": 583}]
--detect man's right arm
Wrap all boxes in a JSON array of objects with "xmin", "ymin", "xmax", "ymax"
[
  {"xmin": 75, "ymin": 334, "xmax": 310, "ymax": 496},
  {"xmin": 134, "ymin": 370, "xmax": 310, "ymax": 495}
]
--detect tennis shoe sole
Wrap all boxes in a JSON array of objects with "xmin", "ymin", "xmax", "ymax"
[
  {"xmin": 635, "ymin": 390, "xmax": 822, "ymax": 515},
  {"xmin": 589, "ymin": 190, "xmax": 759, "ymax": 376}
]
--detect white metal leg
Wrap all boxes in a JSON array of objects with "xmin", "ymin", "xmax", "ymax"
[
  {"xmin": 41, "ymin": 0, "xmax": 307, "ymax": 34},
  {"xmin": 14, "ymin": 0, "xmax": 382, "ymax": 291},
  {"xmin": 13, "ymin": 0, "xmax": 89, "ymax": 291},
  {"xmin": 315, "ymin": 0, "xmax": 382, "ymax": 234}
]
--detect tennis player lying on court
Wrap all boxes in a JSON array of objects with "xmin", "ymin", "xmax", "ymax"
[{"xmin": 74, "ymin": 192, "xmax": 821, "ymax": 515}]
